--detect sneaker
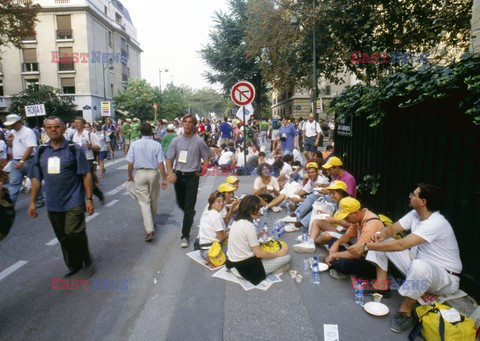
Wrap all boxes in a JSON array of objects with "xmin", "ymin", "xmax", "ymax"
[
  {"xmin": 390, "ymin": 312, "xmax": 414, "ymax": 333},
  {"xmin": 364, "ymin": 289, "xmax": 391, "ymax": 298},
  {"xmin": 271, "ymin": 206, "xmax": 283, "ymax": 213},
  {"xmin": 329, "ymin": 269, "xmax": 347, "ymax": 279},
  {"xmin": 282, "ymin": 215, "xmax": 297, "ymax": 223},
  {"xmin": 272, "ymin": 263, "xmax": 290, "ymax": 274},
  {"xmin": 145, "ymin": 232, "xmax": 154, "ymax": 242},
  {"xmin": 293, "ymin": 243, "xmax": 315, "ymax": 253},
  {"xmin": 180, "ymin": 237, "xmax": 189, "ymax": 248},
  {"xmin": 284, "ymin": 223, "xmax": 301, "ymax": 232}
]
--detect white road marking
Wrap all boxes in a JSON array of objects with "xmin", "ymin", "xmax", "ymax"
[
  {"xmin": 46, "ymin": 238, "xmax": 59, "ymax": 246},
  {"xmin": 116, "ymin": 164, "xmax": 128, "ymax": 170},
  {"xmin": 86, "ymin": 212, "xmax": 100, "ymax": 223},
  {"xmin": 123, "ymin": 192, "xmax": 130, "ymax": 196},
  {"xmin": 0, "ymin": 261, "xmax": 28, "ymax": 281},
  {"xmin": 104, "ymin": 157, "xmax": 126, "ymax": 168},
  {"xmin": 106, "ymin": 199, "xmax": 119, "ymax": 207},
  {"xmin": 106, "ymin": 184, "xmax": 125, "ymax": 196}
]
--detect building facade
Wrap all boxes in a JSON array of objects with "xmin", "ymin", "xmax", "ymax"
[
  {"xmin": 0, "ymin": 0, "xmax": 142, "ymax": 122},
  {"xmin": 271, "ymin": 74, "xmax": 360, "ymax": 120}
]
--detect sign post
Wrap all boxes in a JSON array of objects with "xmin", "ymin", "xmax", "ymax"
[
  {"xmin": 25, "ymin": 104, "xmax": 46, "ymax": 127},
  {"xmin": 231, "ymin": 81, "xmax": 256, "ymax": 171},
  {"xmin": 101, "ymin": 101, "xmax": 111, "ymax": 117}
]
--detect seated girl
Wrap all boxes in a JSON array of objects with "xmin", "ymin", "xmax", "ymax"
[
  {"xmin": 196, "ymin": 191, "xmax": 229, "ymax": 259},
  {"xmin": 226, "ymin": 195, "xmax": 291, "ymax": 285},
  {"xmin": 253, "ymin": 164, "xmax": 282, "ymax": 212}
]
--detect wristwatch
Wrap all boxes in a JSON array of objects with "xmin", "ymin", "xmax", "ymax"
[
  {"xmin": 19, "ymin": 160, "xmax": 24, "ymax": 163},
  {"xmin": 363, "ymin": 243, "xmax": 369, "ymax": 252}
]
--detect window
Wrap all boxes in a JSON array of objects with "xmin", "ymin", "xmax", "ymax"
[
  {"xmin": 104, "ymin": 5, "xmax": 107, "ymax": 15},
  {"xmin": 325, "ymin": 85, "xmax": 331, "ymax": 95},
  {"xmin": 0, "ymin": 81, "xmax": 4, "ymax": 96},
  {"xmin": 56, "ymin": 15, "xmax": 72, "ymax": 39},
  {"xmin": 60, "ymin": 78, "xmax": 75, "ymax": 94},
  {"xmin": 58, "ymin": 47, "xmax": 74, "ymax": 71},
  {"xmin": 115, "ymin": 13, "xmax": 122, "ymax": 24},
  {"xmin": 25, "ymin": 79, "xmax": 39, "ymax": 89},
  {"xmin": 110, "ymin": 84, "xmax": 114, "ymax": 97},
  {"xmin": 108, "ymin": 31, "xmax": 112, "ymax": 47},
  {"xmin": 22, "ymin": 49, "xmax": 38, "ymax": 72}
]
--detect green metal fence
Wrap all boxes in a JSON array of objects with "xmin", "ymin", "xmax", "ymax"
[{"xmin": 334, "ymin": 98, "xmax": 480, "ymax": 296}]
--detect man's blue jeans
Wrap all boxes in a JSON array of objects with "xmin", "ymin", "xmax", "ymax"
[
  {"xmin": 9, "ymin": 159, "xmax": 44, "ymax": 205},
  {"xmin": 295, "ymin": 192, "xmax": 333, "ymax": 227}
]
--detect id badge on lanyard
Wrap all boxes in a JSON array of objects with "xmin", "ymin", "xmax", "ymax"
[
  {"xmin": 178, "ymin": 150, "xmax": 188, "ymax": 163},
  {"xmin": 48, "ymin": 156, "xmax": 61, "ymax": 174}
]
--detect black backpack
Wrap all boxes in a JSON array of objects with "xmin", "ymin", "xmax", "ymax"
[
  {"xmin": 0, "ymin": 188, "xmax": 15, "ymax": 241},
  {"xmin": 36, "ymin": 142, "xmax": 78, "ymax": 177}
]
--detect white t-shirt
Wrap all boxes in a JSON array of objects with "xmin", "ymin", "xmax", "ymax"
[
  {"xmin": 95, "ymin": 131, "xmax": 111, "ymax": 152},
  {"xmin": 218, "ymin": 151, "xmax": 233, "ymax": 165},
  {"xmin": 11, "ymin": 126, "xmax": 37, "ymax": 159},
  {"xmin": 399, "ymin": 210, "xmax": 462, "ymax": 273},
  {"xmin": 302, "ymin": 175, "xmax": 329, "ymax": 193},
  {"xmin": 280, "ymin": 163, "xmax": 293, "ymax": 178},
  {"xmin": 303, "ymin": 120, "xmax": 322, "ymax": 137},
  {"xmin": 72, "ymin": 130, "xmax": 99, "ymax": 160},
  {"xmin": 197, "ymin": 210, "xmax": 226, "ymax": 244},
  {"xmin": 226, "ymin": 219, "xmax": 259, "ymax": 262},
  {"xmin": 0, "ymin": 140, "xmax": 7, "ymax": 160},
  {"xmin": 254, "ymin": 176, "xmax": 280, "ymax": 195}
]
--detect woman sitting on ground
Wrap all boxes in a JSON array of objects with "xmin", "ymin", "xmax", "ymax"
[
  {"xmin": 293, "ymin": 180, "xmax": 351, "ymax": 253},
  {"xmin": 226, "ymin": 195, "xmax": 291, "ymax": 285},
  {"xmin": 253, "ymin": 164, "xmax": 282, "ymax": 212},
  {"xmin": 196, "ymin": 191, "xmax": 229, "ymax": 259}
]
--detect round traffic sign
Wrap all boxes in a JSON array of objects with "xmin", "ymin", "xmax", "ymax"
[{"xmin": 231, "ymin": 81, "xmax": 255, "ymax": 106}]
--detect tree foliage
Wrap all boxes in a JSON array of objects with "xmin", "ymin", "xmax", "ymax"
[
  {"xmin": 0, "ymin": 0, "xmax": 40, "ymax": 49},
  {"xmin": 9, "ymin": 85, "xmax": 77, "ymax": 124},
  {"xmin": 200, "ymin": 0, "xmax": 270, "ymax": 116},
  {"xmin": 327, "ymin": 54, "xmax": 480, "ymax": 126},
  {"xmin": 184, "ymin": 87, "xmax": 230, "ymax": 116},
  {"xmin": 247, "ymin": 0, "xmax": 472, "ymax": 88},
  {"xmin": 113, "ymin": 79, "xmax": 160, "ymax": 121},
  {"xmin": 160, "ymin": 83, "xmax": 189, "ymax": 121}
]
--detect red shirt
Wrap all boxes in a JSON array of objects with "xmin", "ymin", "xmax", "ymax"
[{"xmin": 196, "ymin": 124, "xmax": 205, "ymax": 135}]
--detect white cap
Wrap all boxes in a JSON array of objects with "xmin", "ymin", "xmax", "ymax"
[
  {"xmin": 167, "ymin": 124, "xmax": 175, "ymax": 131},
  {"xmin": 3, "ymin": 114, "xmax": 22, "ymax": 126}
]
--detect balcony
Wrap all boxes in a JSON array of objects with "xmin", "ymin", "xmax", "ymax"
[
  {"xmin": 22, "ymin": 63, "xmax": 39, "ymax": 73},
  {"xmin": 122, "ymin": 73, "xmax": 128, "ymax": 82},
  {"xmin": 21, "ymin": 34, "xmax": 36, "ymax": 42},
  {"xmin": 56, "ymin": 29, "xmax": 73, "ymax": 40},
  {"xmin": 58, "ymin": 62, "xmax": 75, "ymax": 72}
]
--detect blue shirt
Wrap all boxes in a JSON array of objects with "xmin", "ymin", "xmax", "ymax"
[
  {"xmin": 126, "ymin": 136, "xmax": 165, "ymax": 169},
  {"xmin": 219, "ymin": 122, "xmax": 232, "ymax": 138},
  {"xmin": 278, "ymin": 124, "xmax": 297, "ymax": 152},
  {"xmin": 29, "ymin": 139, "xmax": 90, "ymax": 212}
]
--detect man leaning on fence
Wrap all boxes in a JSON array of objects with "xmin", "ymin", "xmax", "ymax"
[{"xmin": 348, "ymin": 183, "xmax": 462, "ymax": 333}]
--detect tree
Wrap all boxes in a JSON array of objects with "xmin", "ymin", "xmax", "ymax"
[
  {"xmin": 160, "ymin": 83, "xmax": 189, "ymax": 120},
  {"xmin": 8, "ymin": 85, "xmax": 76, "ymax": 125},
  {"xmin": 113, "ymin": 79, "xmax": 160, "ymax": 121},
  {"xmin": 247, "ymin": 0, "xmax": 473, "ymax": 87},
  {"xmin": 0, "ymin": 0, "xmax": 40, "ymax": 49},
  {"xmin": 200, "ymin": 0, "xmax": 270, "ymax": 117},
  {"xmin": 184, "ymin": 87, "xmax": 230, "ymax": 116}
]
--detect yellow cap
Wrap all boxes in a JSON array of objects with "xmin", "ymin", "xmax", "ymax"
[
  {"xmin": 218, "ymin": 183, "xmax": 235, "ymax": 193},
  {"xmin": 322, "ymin": 156, "xmax": 343, "ymax": 169},
  {"xmin": 325, "ymin": 180, "xmax": 348, "ymax": 191},
  {"xmin": 305, "ymin": 162, "xmax": 318, "ymax": 169},
  {"xmin": 226, "ymin": 176, "xmax": 239, "ymax": 184},
  {"xmin": 333, "ymin": 197, "xmax": 361, "ymax": 220}
]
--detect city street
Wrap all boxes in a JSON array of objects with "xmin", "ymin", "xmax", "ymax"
[{"xmin": 0, "ymin": 156, "xmax": 409, "ymax": 340}]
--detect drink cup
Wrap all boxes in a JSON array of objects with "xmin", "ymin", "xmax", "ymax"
[
  {"xmin": 295, "ymin": 275, "xmax": 303, "ymax": 283},
  {"xmin": 303, "ymin": 259, "xmax": 310, "ymax": 271},
  {"xmin": 373, "ymin": 293, "xmax": 383, "ymax": 303},
  {"xmin": 290, "ymin": 270, "xmax": 297, "ymax": 279}
]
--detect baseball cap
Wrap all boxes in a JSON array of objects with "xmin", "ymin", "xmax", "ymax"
[
  {"xmin": 333, "ymin": 197, "xmax": 361, "ymax": 220},
  {"xmin": 226, "ymin": 176, "xmax": 239, "ymax": 184},
  {"xmin": 125, "ymin": 118, "xmax": 132, "ymax": 122},
  {"xmin": 218, "ymin": 183, "xmax": 235, "ymax": 193},
  {"xmin": 167, "ymin": 124, "xmax": 175, "ymax": 131},
  {"xmin": 3, "ymin": 114, "xmax": 22, "ymax": 126},
  {"xmin": 322, "ymin": 156, "xmax": 343, "ymax": 169},
  {"xmin": 305, "ymin": 162, "xmax": 318, "ymax": 169},
  {"xmin": 325, "ymin": 180, "xmax": 348, "ymax": 191}
]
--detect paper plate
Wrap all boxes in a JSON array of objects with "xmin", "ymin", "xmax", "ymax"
[
  {"xmin": 364, "ymin": 302, "xmax": 389, "ymax": 316},
  {"xmin": 317, "ymin": 262, "xmax": 329, "ymax": 272}
]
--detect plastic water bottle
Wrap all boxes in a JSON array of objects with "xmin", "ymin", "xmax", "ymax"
[
  {"xmin": 276, "ymin": 221, "xmax": 285, "ymax": 237},
  {"xmin": 253, "ymin": 219, "xmax": 259, "ymax": 232},
  {"xmin": 355, "ymin": 281, "xmax": 364, "ymax": 305},
  {"xmin": 262, "ymin": 222, "xmax": 269, "ymax": 242},
  {"xmin": 263, "ymin": 206, "xmax": 268, "ymax": 220},
  {"xmin": 302, "ymin": 227, "xmax": 308, "ymax": 243},
  {"xmin": 286, "ymin": 199, "xmax": 292, "ymax": 214},
  {"xmin": 272, "ymin": 222, "xmax": 279, "ymax": 239},
  {"xmin": 312, "ymin": 257, "xmax": 320, "ymax": 285}
]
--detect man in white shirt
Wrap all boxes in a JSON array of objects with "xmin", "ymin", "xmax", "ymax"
[
  {"xmin": 348, "ymin": 183, "xmax": 462, "ymax": 333},
  {"xmin": 302, "ymin": 113, "xmax": 322, "ymax": 160},
  {"xmin": 3, "ymin": 114, "xmax": 44, "ymax": 206},
  {"xmin": 71, "ymin": 117, "xmax": 104, "ymax": 204}
]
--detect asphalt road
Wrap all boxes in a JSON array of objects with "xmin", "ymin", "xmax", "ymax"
[{"xmin": 0, "ymin": 156, "xmax": 410, "ymax": 340}]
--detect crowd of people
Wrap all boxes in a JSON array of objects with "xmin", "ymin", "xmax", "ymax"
[{"xmin": 0, "ymin": 111, "xmax": 463, "ymax": 335}]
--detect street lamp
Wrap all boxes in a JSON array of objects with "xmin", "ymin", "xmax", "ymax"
[
  {"xmin": 102, "ymin": 58, "xmax": 114, "ymax": 101},
  {"xmin": 291, "ymin": 0, "xmax": 318, "ymax": 121},
  {"xmin": 159, "ymin": 68, "xmax": 169, "ymax": 92}
]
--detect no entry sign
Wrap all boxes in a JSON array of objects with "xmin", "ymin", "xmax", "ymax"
[{"xmin": 231, "ymin": 81, "xmax": 255, "ymax": 106}]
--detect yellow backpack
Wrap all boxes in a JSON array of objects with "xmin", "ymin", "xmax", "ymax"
[
  {"xmin": 260, "ymin": 240, "xmax": 287, "ymax": 252},
  {"xmin": 408, "ymin": 303, "xmax": 476, "ymax": 341}
]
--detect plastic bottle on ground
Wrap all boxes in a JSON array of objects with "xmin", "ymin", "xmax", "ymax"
[
  {"xmin": 355, "ymin": 281, "xmax": 364, "ymax": 305},
  {"xmin": 262, "ymin": 222, "xmax": 269, "ymax": 242},
  {"xmin": 312, "ymin": 256, "xmax": 320, "ymax": 285}
]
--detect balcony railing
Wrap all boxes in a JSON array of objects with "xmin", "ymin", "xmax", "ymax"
[
  {"xmin": 22, "ymin": 63, "xmax": 39, "ymax": 72},
  {"xmin": 56, "ymin": 29, "xmax": 73, "ymax": 40},
  {"xmin": 21, "ymin": 34, "xmax": 36, "ymax": 41},
  {"xmin": 58, "ymin": 62, "xmax": 75, "ymax": 71}
]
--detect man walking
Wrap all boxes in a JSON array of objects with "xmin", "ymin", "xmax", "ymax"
[
  {"xmin": 166, "ymin": 113, "xmax": 212, "ymax": 248},
  {"xmin": 28, "ymin": 116, "xmax": 95, "ymax": 278},
  {"xmin": 127, "ymin": 123, "xmax": 167, "ymax": 242},
  {"xmin": 302, "ymin": 113, "xmax": 322, "ymax": 160},
  {"xmin": 71, "ymin": 117, "xmax": 105, "ymax": 204},
  {"xmin": 277, "ymin": 117, "xmax": 297, "ymax": 156},
  {"xmin": 4, "ymin": 114, "xmax": 44, "ymax": 207}
]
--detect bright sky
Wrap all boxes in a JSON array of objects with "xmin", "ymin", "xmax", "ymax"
[{"xmin": 123, "ymin": 0, "xmax": 230, "ymax": 91}]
